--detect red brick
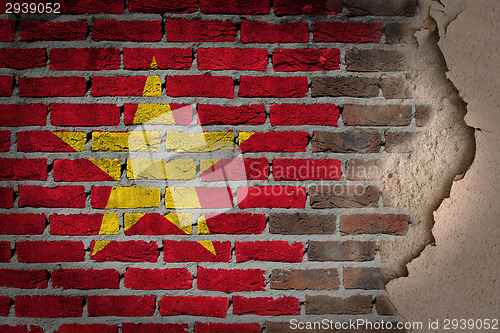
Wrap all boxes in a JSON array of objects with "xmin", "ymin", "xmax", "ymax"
[
  {"xmin": 0, "ymin": 20, "xmax": 14, "ymax": 41},
  {"xmin": 15, "ymin": 295, "xmax": 84, "ymax": 318},
  {"xmin": 273, "ymin": 49, "xmax": 340, "ymax": 71},
  {"xmin": 0, "ymin": 159, "xmax": 47, "ymax": 181},
  {"xmin": 60, "ymin": 0, "xmax": 124, "ymax": 14},
  {"xmin": 273, "ymin": 159, "xmax": 341, "ymax": 180},
  {"xmin": 198, "ymin": 267, "xmax": 265, "ymax": 293},
  {"xmin": 272, "ymin": 98, "xmax": 326, "ymax": 121},
  {"xmin": 50, "ymin": 214, "xmax": 113, "ymax": 235},
  {"xmin": 21, "ymin": 20, "xmax": 87, "ymax": 41},
  {"xmin": 198, "ymin": 105, "xmax": 266, "ymax": 125},
  {"xmin": 343, "ymin": 105, "xmax": 412, "ymax": 126},
  {"xmin": 124, "ymin": 213, "xmax": 193, "ymax": 236},
  {"xmin": 198, "ymin": 48, "xmax": 267, "ymax": 71},
  {"xmin": 0, "ymin": 48, "xmax": 46, "ymax": 69},
  {"xmin": 270, "ymin": 269, "xmax": 339, "ymax": 290},
  {"xmin": 308, "ymin": 241, "xmax": 376, "ymax": 261},
  {"xmin": 159, "ymin": 296, "xmax": 228, "ymax": 318},
  {"xmin": 236, "ymin": 241, "xmax": 303, "ymax": 262},
  {"xmin": 129, "ymin": 0, "xmax": 197, "ymax": 13},
  {"xmin": 92, "ymin": 19, "xmax": 161, "ymax": 42},
  {"xmin": 0, "ymin": 296, "xmax": 10, "ymax": 316},
  {"xmin": 122, "ymin": 323, "xmax": 188, "ymax": 333},
  {"xmin": 239, "ymin": 76, "xmax": 308, "ymax": 98},
  {"xmin": 0, "ymin": 131, "xmax": 9, "ymax": 152},
  {"xmin": 50, "ymin": 48, "xmax": 119, "ymax": 70},
  {"xmin": 125, "ymin": 103, "xmax": 192, "ymax": 125},
  {"xmin": 55, "ymin": 324, "xmax": 118, "ymax": 333},
  {"xmin": 0, "ymin": 104, "xmax": 47, "ymax": 127},
  {"xmin": 90, "ymin": 240, "xmax": 159, "ymax": 262},
  {"xmin": 19, "ymin": 186, "xmax": 86, "ymax": 208},
  {"xmin": 314, "ymin": 22, "xmax": 382, "ymax": 43},
  {"xmin": 51, "ymin": 104, "xmax": 119, "ymax": 126},
  {"xmin": 241, "ymin": 20, "xmax": 308, "ymax": 43},
  {"xmin": 201, "ymin": 158, "xmax": 269, "ymax": 181},
  {"xmin": 201, "ymin": 0, "xmax": 269, "ymax": 14},
  {"xmin": 233, "ymin": 296, "xmax": 300, "ymax": 315},
  {"xmin": 0, "ymin": 187, "xmax": 13, "ymax": 208},
  {"xmin": 52, "ymin": 269, "xmax": 119, "ymax": 290},
  {"xmin": 0, "ymin": 214, "xmax": 46, "ymax": 235},
  {"xmin": 0, "ymin": 325, "xmax": 43, "ymax": 333},
  {"xmin": 87, "ymin": 295, "xmax": 155, "ymax": 317},
  {"xmin": 344, "ymin": 267, "xmax": 385, "ymax": 289},
  {"xmin": 305, "ymin": 295, "xmax": 372, "ymax": 315},
  {"xmin": 238, "ymin": 186, "xmax": 306, "ymax": 209},
  {"xmin": 345, "ymin": 0, "xmax": 417, "ymax": 16},
  {"xmin": 0, "ymin": 269, "xmax": 48, "ymax": 289},
  {"xmin": 200, "ymin": 213, "xmax": 266, "ymax": 234},
  {"xmin": 166, "ymin": 19, "xmax": 236, "ymax": 42},
  {"xmin": 124, "ymin": 48, "xmax": 192, "ymax": 70},
  {"xmin": 340, "ymin": 214, "xmax": 410, "ymax": 235},
  {"xmin": 239, "ymin": 131, "xmax": 308, "ymax": 152},
  {"xmin": 0, "ymin": 242, "xmax": 10, "ymax": 262},
  {"xmin": 19, "ymin": 77, "xmax": 86, "ymax": 97},
  {"xmin": 195, "ymin": 323, "xmax": 261, "ymax": 333},
  {"xmin": 167, "ymin": 74, "xmax": 233, "ymax": 98},
  {"xmin": 164, "ymin": 240, "xmax": 231, "ymax": 262},
  {"xmin": 16, "ymin": 241, "xmax": 84, "ymax": 263},
  {"xmin": 124, "ymin": 268, "xmax": 192, "ymax": 290},
  {"xmin": 54, "ymin": 159, "xmax": 118, "ymax": 182},
  {"xmin": 274, "ymin": 0, "xmax": 342, "ymax": 14},
  {"xmin": 0, "ymin": 325, "xmax": 44, "ymax": 333},
  {"xmin": 0, "ymin": 75, "xmax": 13, "ymax": 96},
  {"xmin": 17, "ymin": 131, "xmax": 85, "ymax": 152},
  {"xmin": 92, "ymin": 76, "xmax": 157, "ymax": 97}
]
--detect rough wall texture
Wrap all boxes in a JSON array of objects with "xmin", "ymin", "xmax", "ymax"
[
  {"xmin": 0, "ymin": 0, "xmax": 479, "ymax": 332},
  {"xmin": 388, "ymin": 0, "xmax": 500, "ymax": 330}
]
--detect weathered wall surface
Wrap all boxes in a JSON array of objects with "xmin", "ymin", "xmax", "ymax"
[
  {"xmin": 388, "ymin": 0, "xmax": 500, "ymax": 330},
  {"xmin": 0, "ymin": 1, "xmax": 438, "ymax": 332}
]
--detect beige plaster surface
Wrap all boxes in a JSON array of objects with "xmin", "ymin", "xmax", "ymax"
[{"xmin": 388, "ymin": 0, "xmax": 500, "ymax": 330}]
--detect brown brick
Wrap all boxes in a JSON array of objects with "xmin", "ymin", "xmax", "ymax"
[
  {"xmin": 312, "ymin": 131, "xmax": 381, "ymax": 153},
  {"xmin": 311, "ymin": 77, "xmax": 379, "ymax": 98},
  {"xmin": 386, "ymin": 23, "xmax": 417, "ymax": 44},
  {"xmin": 340, "ymin": 214, "xmax": 409, "ymax": 235},
  {"xmin": 308, "ymin": 241, "xmax": 376, "ymax": 261},
  {"xmin": 269, "ymin": 213, "xmax": 335, "ymax": 234},
  {"xmin": 266, "ymin": 322, "xmax": 332, "ymax": 333},
  {"xmin": 346, "ymin": 159, "xmax": 381, "ymax": 181},
  {"xmin": 376, "ymin": 295, "xmax": 399, "ymax": 316},
  {"xmin": 270, "ymin": 269, "xmax": 339, "ymax": 290},
  {"xmin": 310, "ymin": 185, "xmax": 379, "ymax": 209},
  {"xmin": 415, "ymin": 105, "xmax": 431, "ymax": 127},
  {"xmin": 343, "ymin": 105, "xmax": 412, "ymax": 126},
  {"xmin": 346, "ymin": 49, "xmax": 406, "ymax": 72},
  {"xmin": 344, "ymin": 267, "xmax": 385, "ymax": 289},
  {"xmin": 345, "ymin": 0, "xmax": 417, "ymax": 16},
  {"xmin": 385, "ymin": 131, "xmax": 418, "ymax": 153},
  {"xmin": 381, "ymin": 77, "xmax": 414, "ymax": 99},
  {"xmin": 305, "ymin": 295, "xmax": 373, "ymax": 315}
]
